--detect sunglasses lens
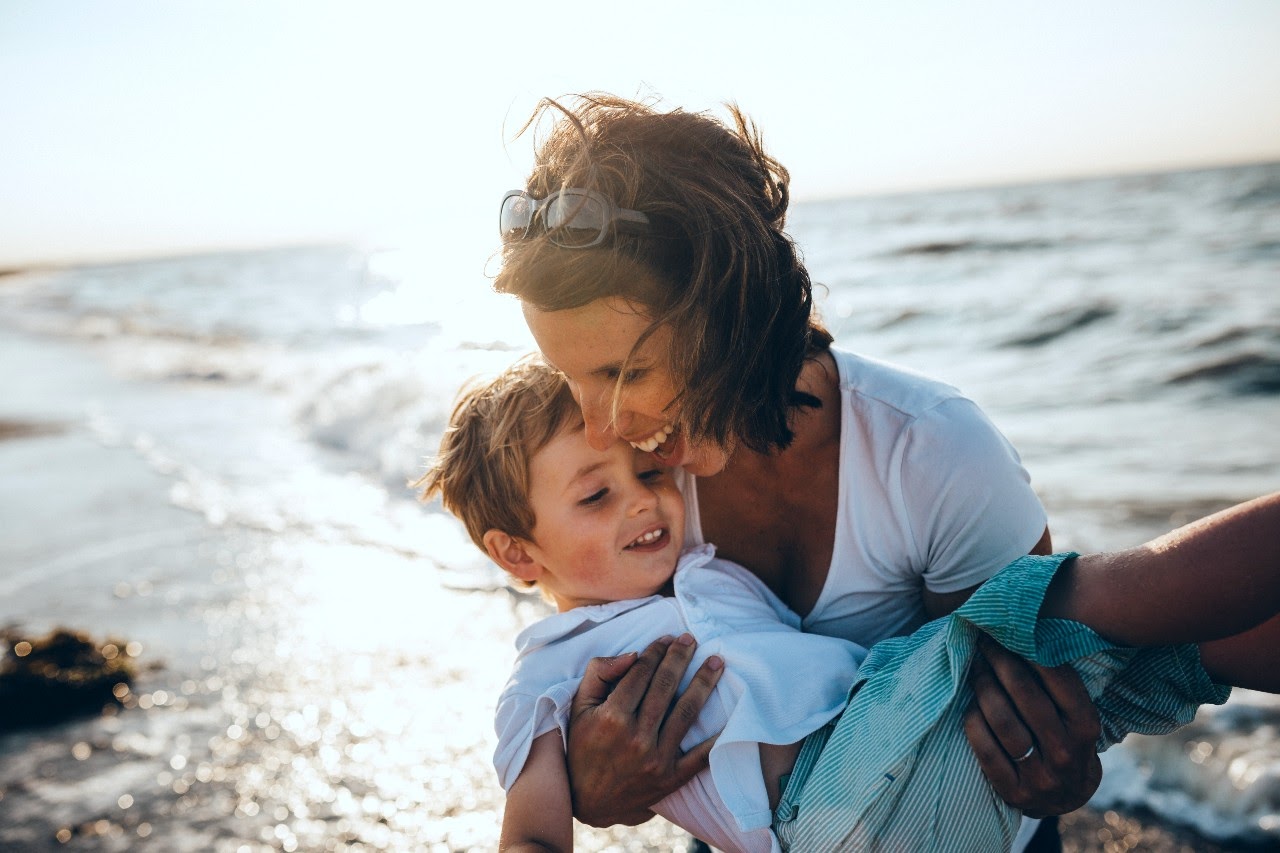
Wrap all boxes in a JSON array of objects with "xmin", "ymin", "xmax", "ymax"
[
  {"xmin": 499, "ymin": 194, "xmax": 534, "ymax": 240},
  {"xmin": 543, "ymin": 191, "xmax": 608, "ymax": 247}
]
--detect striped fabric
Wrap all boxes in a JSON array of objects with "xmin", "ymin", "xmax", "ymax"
[{"xmin": 774, "ymin": 553, "xmax": 1232, "ymax": 852}]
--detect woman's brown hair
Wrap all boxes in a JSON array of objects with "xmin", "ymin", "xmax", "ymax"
[{"xmin": 495, "ymin": 93, "xmax": 831, "ymax": 454}]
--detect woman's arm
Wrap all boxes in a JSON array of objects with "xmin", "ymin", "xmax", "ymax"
[
  {"xmin": 963, "ymin": 492, "xmax": 1280, "ymax": 819},
  {"xmin": 1041, "ymin": 493, "xmax": 1280, "ymax": 654},
  {"xmin": 500, "ymin": 731, "xmax": 576, "ymax": 853},
  {"xmin": 565, "ymin": 635, "xmax": 723, "ymax": 827}
]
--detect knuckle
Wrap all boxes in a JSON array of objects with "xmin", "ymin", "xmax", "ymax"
[
  {"xmin": 671, "ymin": 698, "xmax": 699, "ymax": 727},
  {"xmin": 1043, "ymin": 743, "xmax": 1074, "ymax": 769},
  {"xmin": 598, "ymin": 707, "xmax": 628, "ymax": 729},
  {"xmin": 638, "ymin": 755, "xmax": 666, "ymax": 779},
  {"xmin": 651, "ymin": 668, "xmax": 680, "ymax": 695},
  {"xmin": 984, "ymin": 706, "xmax": 1018, "ymax": 734}
]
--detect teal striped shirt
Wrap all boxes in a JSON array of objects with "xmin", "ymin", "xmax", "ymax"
[{"xmin": 774, "ymin": 553, "xmax": 1231, "ymax": 852}]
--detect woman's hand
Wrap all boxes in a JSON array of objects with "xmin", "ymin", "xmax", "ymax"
[
  {"xmin": 565, "ymin": 634, "xmax": 724, "ymax": 827},
  {"xmin": 962, "ymin": 634, "xmax": 1103, "ymax": 818}
]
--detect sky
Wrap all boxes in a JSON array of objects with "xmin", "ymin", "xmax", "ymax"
[{"xmin": 1, "ymin": 0, "xmax": 1278, "ymax": 268}]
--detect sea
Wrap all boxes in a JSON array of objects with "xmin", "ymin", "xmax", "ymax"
[{"xmin": 1, "ymin": 162, "xmax": 1278, "ymax": 851}]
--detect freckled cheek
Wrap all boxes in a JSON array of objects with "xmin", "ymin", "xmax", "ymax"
[{"xmin": 623, "ymin": 387, "xmax": 675, "ymax": 423}]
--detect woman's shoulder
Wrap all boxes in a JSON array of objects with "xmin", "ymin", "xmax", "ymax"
[{"xmin": 827, "ymin": 346, "xmax": 970, "ymax": 421}]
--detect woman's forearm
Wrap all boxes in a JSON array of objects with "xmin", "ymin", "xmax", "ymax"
[{"xmin": 1041, "ymin": 493, "xmax": 1280, "ymax": 647}]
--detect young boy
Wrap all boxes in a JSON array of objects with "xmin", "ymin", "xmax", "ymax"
[{"xmin": 420, "ymin": 357, "xmax": 1280, "ymax": 853}]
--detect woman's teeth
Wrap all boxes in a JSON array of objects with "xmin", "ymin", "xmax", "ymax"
[
  {"xmin": 631, "ymin": 424, "xmax": 674, "ymax": 453},
  {"xmin": 627, "ymin": 529, "xmax": 665, "ymax": 548}
]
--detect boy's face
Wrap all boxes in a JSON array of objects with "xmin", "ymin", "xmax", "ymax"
[{"xmin": 520, "ymin": 423, "xmax": 685, "ymax": 611}]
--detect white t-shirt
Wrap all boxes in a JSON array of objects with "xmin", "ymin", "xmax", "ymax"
[
  {"xmin": 683, "ymin": 346, "xmax": 1048, "ymax": 647},
  {"xmin": 682, "ymin": 346, "xmax": 1049, "ymax": 849},
  {"xmin": 493, "ymin": 546, "xmax": 866, "ymax": 853}
]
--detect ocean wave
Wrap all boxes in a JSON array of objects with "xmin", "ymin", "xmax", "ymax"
[
  {"xmin": 889, "ymin": 237, "xmax": 1060, "ymax": 257},
  {"xmin": 289, "ymin": 344, "xmax": 523, "ymax": 493},
  {"xmin": 1001, "ymin": 303, "xmax": 1117, "ymax": 348},
  {"xmin": 1094, "ymin": 694, "xmax": 1280, "ymax": 845},
  {"xmin": 1193, "ymin": 325, "xmax": 1280, "ymax": 350},
  {"xmin": 1238, "ymin": 239, "xmax": 1280, "ymax": 261},
  {"xmin": 1167, "ymin": 352, "xmax": 1280, "ymax": 395},
  {"xmin": 1231, "ymin": 177, "xmax": 1280, "ymax": 209}
]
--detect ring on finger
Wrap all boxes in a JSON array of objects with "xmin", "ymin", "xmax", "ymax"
[{"xmin": 1011, "ymin": 744, "xmax": 1036, "ymax": 763}]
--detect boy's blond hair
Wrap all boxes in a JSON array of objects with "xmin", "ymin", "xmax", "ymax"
[{"xmin": 418, "ymin": 356, "xmax": 581, "ymax": 582}]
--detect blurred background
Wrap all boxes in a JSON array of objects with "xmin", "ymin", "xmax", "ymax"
[{"xmin": 1, "ymin": 1, "xmax": 1278, "ymax": 850}]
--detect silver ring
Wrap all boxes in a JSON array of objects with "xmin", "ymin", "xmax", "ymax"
[{"xmin": 1012, "ymin": 744, "xmax": 1036, "ymax": 764}]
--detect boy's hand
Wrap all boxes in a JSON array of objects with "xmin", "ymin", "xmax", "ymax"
[
  {"xmin": 565, "ymin": 634, "xmax": 723, "ymax": 827},
  {"xmin": 963, "ymin": 634, "xmax": 1102, "ymax": 818}
]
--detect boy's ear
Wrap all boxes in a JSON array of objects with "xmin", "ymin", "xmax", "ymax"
[{"xmin": 483, "ymin": 529, "xmax": 543, "ymax": 583}]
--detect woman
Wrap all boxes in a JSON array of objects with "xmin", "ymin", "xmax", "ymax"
[{"xmin": 493, "ymin": 93, "xmax": 1100, "ymax": 848}]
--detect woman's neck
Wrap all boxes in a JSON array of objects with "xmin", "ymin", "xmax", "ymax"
[{"xmin": 694, "ymin": 351, "xmax": 843, "ymax": 615}]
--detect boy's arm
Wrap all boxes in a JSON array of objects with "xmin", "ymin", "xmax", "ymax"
[
  {"xmin": 500, "ymin": 731, "xmax": 576, "ymax": 853},
  {"xmin": 1041, "ymin": 493, "xmax": 1280, "ymax": 649}
]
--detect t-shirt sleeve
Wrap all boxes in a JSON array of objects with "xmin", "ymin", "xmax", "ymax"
[
  {"xmin": 492, "ymin": 678, "xmax": 580, "ymax": 791},
  {"xmin": 898, "ymin": 396, "xmax": 1047, "ymax": 595}
]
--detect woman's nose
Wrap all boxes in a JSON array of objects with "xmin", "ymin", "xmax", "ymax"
[{"xmin": 578, "ymin": 393, "xmax": 617, "ymax": 450}]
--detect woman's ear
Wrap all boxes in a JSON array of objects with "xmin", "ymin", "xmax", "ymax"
[{"xmin": 483, "ymin": 529, "xmax": 542, "ymax": 583}]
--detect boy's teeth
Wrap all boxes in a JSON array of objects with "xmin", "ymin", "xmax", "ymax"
[
  {"xmin": 628, "ymin": 529, "xmax": 664, "ymax": 547},
  {"xmin": 630, "ymin": 424, "xmax": 675, "ymax": 453}
]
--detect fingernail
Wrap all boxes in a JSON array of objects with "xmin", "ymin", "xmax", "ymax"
[
  {"xmin": 657, "ymin": 635, "xmax": 674, "ymax": 643},
  {"xmin": 707, "ymin": 655, "xmax": 723, "ymax": 671},
  {"xmin": 676, "ymin": 633, "xmax": 694, "ymax": 646}
]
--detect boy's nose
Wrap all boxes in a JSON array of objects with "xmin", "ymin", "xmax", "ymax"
[{"xmin": 628, "ymin": 482, "xmax": 660, "ymax": 515}]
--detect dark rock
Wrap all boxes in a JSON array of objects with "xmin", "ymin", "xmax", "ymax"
[{"xmin": 0, "ymin": 628, "xmax": 137, "ymax": 733}]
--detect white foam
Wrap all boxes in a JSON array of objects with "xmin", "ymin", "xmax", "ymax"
[{"xmin": 1093, "ymin": 693, "xmax": 1280, "ymax": 843}]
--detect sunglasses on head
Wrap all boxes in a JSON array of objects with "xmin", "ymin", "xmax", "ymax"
[{"xmin": 499, "ymin": 188, "xmax": 650, "ymax": 248}]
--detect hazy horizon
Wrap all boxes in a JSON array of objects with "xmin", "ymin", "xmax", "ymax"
[
  {"xmin": 3, "ymin": 0, "xmax": 1278, "ymax": 269},
  {"xmin": 6, "ymin": 156, "xmax": 1278, "ymax": 272}
]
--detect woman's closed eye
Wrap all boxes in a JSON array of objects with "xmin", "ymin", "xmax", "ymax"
[{"xmin": 603, "ymin": 366, "xmax": 646, "ymax": 384}]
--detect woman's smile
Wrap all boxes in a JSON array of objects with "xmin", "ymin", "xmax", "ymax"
[
  {"xmin": 522, "ymin": 298, "xmax": 736, "ymax": 477},
  {"xmin": 629, "ymin": 423, "xmax": 674, "ymax": 453}
]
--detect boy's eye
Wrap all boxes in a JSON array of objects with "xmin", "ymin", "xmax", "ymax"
[
  {"xmin": 638, "ymin": 468, "xmax": 665, "ymax": 482},
  {"xmin": 579, "ymin": 488, "xmax": 608, "ymax": 506}
]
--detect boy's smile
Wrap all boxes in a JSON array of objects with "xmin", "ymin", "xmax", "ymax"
[{"xmin": 517, "ymin": 422, "xmax": 685, "ymax": 612}]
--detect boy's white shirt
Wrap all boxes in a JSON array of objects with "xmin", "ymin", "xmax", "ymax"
[{"xmin": 493, "ymin": 546, "xmax": 866, "ymax": 853}]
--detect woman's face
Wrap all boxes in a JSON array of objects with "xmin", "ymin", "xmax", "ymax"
[{"xmin": 523, "ymin": 296, "xmax": 732, "ymax": 477}]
